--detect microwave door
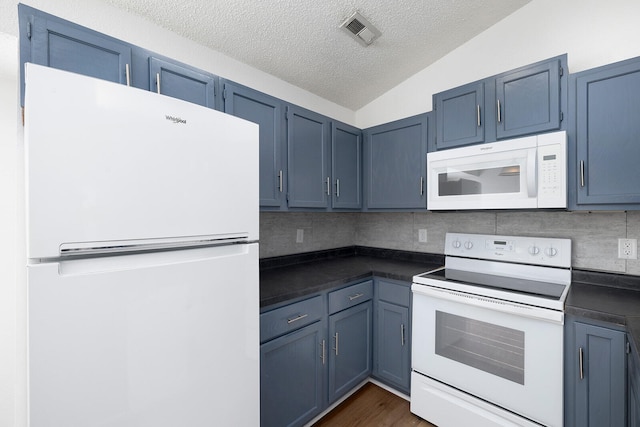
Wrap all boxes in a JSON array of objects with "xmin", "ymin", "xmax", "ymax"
[{"xmin": 429, "ymin": 147, "xmax": 537, "ymax": 210}]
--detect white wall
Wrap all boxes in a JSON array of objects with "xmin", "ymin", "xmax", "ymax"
[{"xmin": 356, "ymin": 0, "xmax": 640, "ymax": 128}]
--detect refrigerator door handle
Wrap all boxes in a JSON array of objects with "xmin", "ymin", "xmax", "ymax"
[
  {"xmin": 57, "ymin": 243, "xmax": 255, "ymax": 276},
  {"xmin": 59, "ymin": 233, "xmax": 251, "ymax": 257}
]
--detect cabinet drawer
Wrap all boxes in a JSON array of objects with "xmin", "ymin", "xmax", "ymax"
[
  {"xmin": 377, "ymin": 279, "xmax": 410, "ymax": 307},
  {"xmin": 260, "ymin": 295, "xmax": 323, "ymax": 342},
  {"xmin": 328, "ymin": 280, "xmax": 373, "ymax": 314}
]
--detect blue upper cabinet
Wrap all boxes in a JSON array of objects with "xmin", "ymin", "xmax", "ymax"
[
  {"xmin": 331, "ymin": 121, "xmax": 362, "ymax": 210},
  {"xmin": 363, "ymin": 113, "xmax": 429, "ymax": 210},
  {"xmin": 222, "ymin": 81, "xmax": 286, "ymax": 209},
  {"xmin": 287, "ymin": 106, "xmax": 331, "ymax": 209},
  {"xmin": 19, "ymin": 4, "xmax": 132, "ymax": 105},
  {"xmin": 496, "ymin": 58, "xmax": 562, "ymax": 139},
  {"xmin": 571, "ymin": 56, "xmax": 640, "ymax": 209},
  {"xmin": 434, "ymin": 81, "xmax": 486, "ymax": 149},
  {"xmin": 149, "ymin": 57, "xmax": 216, "ymax": 108},
  {"xmin": 432, "ymin": 55, "xmax": 566, "ymax": 150}
]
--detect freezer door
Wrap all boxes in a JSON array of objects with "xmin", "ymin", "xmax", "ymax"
[
  {"xmin": 28, "ymin": 244, "xmax": 259, "ymax": 427},
  {"xmin": 24, "ymin": 64, "xmax": 258, "ymax": 259}
]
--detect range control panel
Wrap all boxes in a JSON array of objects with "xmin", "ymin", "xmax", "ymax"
[{"xmin": 445, "ymin": 232, "xmax": 571, "ymax": 268}]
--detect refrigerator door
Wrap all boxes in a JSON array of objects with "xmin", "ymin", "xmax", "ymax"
[
  {"xmin": 24, "ymin": 64, "xmax": 258, "ymax": 259},
  {"xmin": 28, "ymin": 244, "xmax": 259, "ymax": 427}
]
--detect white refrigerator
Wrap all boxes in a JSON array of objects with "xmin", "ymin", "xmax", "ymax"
[{"xmin": 24, "ymin": 63, "xmax": 260, "ymax": 427}]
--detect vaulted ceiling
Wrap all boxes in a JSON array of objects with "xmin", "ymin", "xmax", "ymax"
[{"xmin": 100, "ymin": 0, "xmax": 531, "ymax": 110}]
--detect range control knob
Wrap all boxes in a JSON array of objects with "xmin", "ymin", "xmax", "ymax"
[
  {"xmin": 528, "ymin": 246, "xmax": 540, "ymax": 256},
  {"xmin": 452, "ymin": 240, "xmax": 462, "ymax": 249},
  {"xmin": 545, "ymin": 247, "xmax": 558, "ymax": 257},
  {"xmin": 464, "ymin": 241, "xmax": 474, "ymax": 250}
]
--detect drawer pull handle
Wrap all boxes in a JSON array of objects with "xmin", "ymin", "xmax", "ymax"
[
  {"xmin": 287, "ymin": 313, "xmax": 308, "ymax": 324},
  {"xmin": 579, "ymin": 347, "xmax": 584, "ymax": 380},
  {"xmin": 349, "ymin": 293, "xmax": 364, "ymax": 301},
  {"xmin": 401, "ymin": 323, "xmax": 405, "ymax": 346}
]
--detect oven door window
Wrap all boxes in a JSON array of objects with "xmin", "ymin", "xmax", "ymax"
[{"xmin": 435, "ymin": 311, "xmax": 524, "ymax": 384}]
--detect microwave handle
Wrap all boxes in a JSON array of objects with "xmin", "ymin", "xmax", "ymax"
[{"xmin": 527, "ymin": 149, "xmax": 537, "ymax": 197}]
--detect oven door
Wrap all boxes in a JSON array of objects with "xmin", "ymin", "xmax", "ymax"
[{"xmin": 411, "ymin": 284, "xmax": 563, "ymax": 427}]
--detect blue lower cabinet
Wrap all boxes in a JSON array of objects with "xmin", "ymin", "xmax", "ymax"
[
  {"xmin": 373, "ymin": 278, "xmax": 411, "ymax": 393},
  {"xmin": 260, "ymin": 321, "xmax": 325, "ymax": 427},
  {"xmin": 328, "ymin": 301, "xmax": 373, "ymax": 403},
  {"xmin": 629, "ymin": 337, "xmax": 640, "ymax": 427},
  {"xmin": 375, "ymin": 301, "xmax": 410, "ymax": 391},
  {"xmin": 565, "ymin": 318, "xmax": 627, "ymax": 427}
]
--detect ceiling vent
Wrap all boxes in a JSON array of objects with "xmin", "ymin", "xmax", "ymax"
[{"xmin": 339, "ymin": 11, "xmax": 381, "ymax": 47}]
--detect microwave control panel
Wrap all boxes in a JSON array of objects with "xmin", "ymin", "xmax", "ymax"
[{"xmin": 537, "ymin": 132, "xmax": 567, "ymax": 208}]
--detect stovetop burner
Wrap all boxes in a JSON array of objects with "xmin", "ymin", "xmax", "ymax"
[{"xmin": 413, "ymin": 233, "xmax": 572, "ymax": 311}]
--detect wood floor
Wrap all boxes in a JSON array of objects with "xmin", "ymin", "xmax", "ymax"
[{"xmin": 312, "ymin": 383, "xmax": 436, "ymax": 427}]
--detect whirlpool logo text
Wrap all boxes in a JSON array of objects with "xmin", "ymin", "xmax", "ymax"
[{"xmin": 165, "ymin": 115, "xmax": 187, "ymax": 124}]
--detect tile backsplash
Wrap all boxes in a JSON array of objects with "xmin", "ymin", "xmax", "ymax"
[{"xmin": 260, "ymin": 211, "xmax": 640, "ymax": 276}]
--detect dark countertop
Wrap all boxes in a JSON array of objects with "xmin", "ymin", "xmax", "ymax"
[
  {"xmin": 260, "ymin": 247, "xmax": 640, "ymax": 357},
  {"xmin": 567, "ymin": 269, "xmax": 640, "ymax": 357},
  {"xmin": 259, "ymin": 247, "xmax": 443, "ymax": 308}
]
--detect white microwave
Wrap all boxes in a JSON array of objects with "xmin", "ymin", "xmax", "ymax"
[{"xmin": 427, "ymin": 131, "xmax": 567, "ymax": 210}]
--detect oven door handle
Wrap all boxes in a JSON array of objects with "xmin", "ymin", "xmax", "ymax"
[{"xmin": 411, "ymin": 284, "xmax": 564, "ymax": 324}]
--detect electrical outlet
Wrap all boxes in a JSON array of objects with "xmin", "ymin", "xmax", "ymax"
[
  {"xmin": 418, "ymin": 229, "xmax": 428, "ymax": 243},
  {"xmin": 618, "ymin": 238, "xmax": 637, "ymax": 259},
  {"xmin": 296, "ymin": 229, "xmax": 304, "ymax": 243}
]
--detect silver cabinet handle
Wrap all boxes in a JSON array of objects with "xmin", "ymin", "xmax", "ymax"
[
  {"xmin": 348, "ymin": 293, "xmax": 364, "ymax": 301},
  {"xmin": 420, "ymin": 176, "xmax": 424, "ymax": 196},
  {"xmin": 580, "ymin": 161, "xmax": 585, "ymax": 187},
  {"xmin": 278, "ymin": 170, "xmax": 283, "ymax": 192},
  {"xmin": 401, "ymin": 324, "xmax": 405, "ymax": 346},
  {"xmin": 497, "ymin": 99, "xmax": 502, "ymax": 123},
  {"xmin": 477, "ymin": 104, "xmax": 481, "ymax": 127},
  {"xmin": 333, "ymin": 333, "xmax": 339, "ymax": 356},
  {"xmin": 125, "ymin": 64, "xmax": 131, "ymax": 87},
  {"xmin": 286, "ymin": 313, "xmax": 308, "ymax": 324},
  {"xmin": 335, "ymin": 178, "xmax": 340, "ymax": 198},
  {"xmin": 579, "ymin": 347, "xmax": 584, "ymax": 380},
  {"xmin": 156, "ymin": 72, "xmax": 161, "ymax": 94},
  {"xmin": 326, "ymin": 177, "xmax": 331, "ymax": 195},
  {"xmin": 321, "ymin": 339, "xmax": 326, "ymax": 365}
]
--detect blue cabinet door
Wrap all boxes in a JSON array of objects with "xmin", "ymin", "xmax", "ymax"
[
  {"xmin": 629, "ymin": 339, "xmax": 640, "ymax": 427},
  {"xmin": 495, "ymin": 59, "xmax": 562, "ymax": 139},
  {"xmin": 328, "ymin": 301, "xmax": 373, "ymax": 403},
  {"xmin": 149, "ymin": 57, "xmax": 216, "ymax": 108},
  {"xmin": 223, "ymin": 82, "xmax": 286, "ymax": 209},
  {"xmin": 375, "ymin": 301, "xmax": 410, "ymax": 391},
  {"xmin": 331, "ymin": 121, "xmax": 362, "ymax": 209},
  {"xmin": 363, "ymin": 114, "xmax": 428, "ymax": 209},
  {"xmin": 260, "ymin": 321, "xmax": 325, "ymax": 427},
  {"xmin": 287, "ymin": 106, "xmax": 330, "ymax": 209},
  {"xmin": 20, "ymin": 4, "xmax": 132, "ymax": 104},
  {"xmin": 574, "ymin": 57, "xmax": 640, "ymax": 208},
  {"xmin": 572, "ymin": 322, "xmax": 626, "ymax": 427},
  {"xmin": 435, "ymin": 81, "xmax": 485, "ymax": 149}
]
